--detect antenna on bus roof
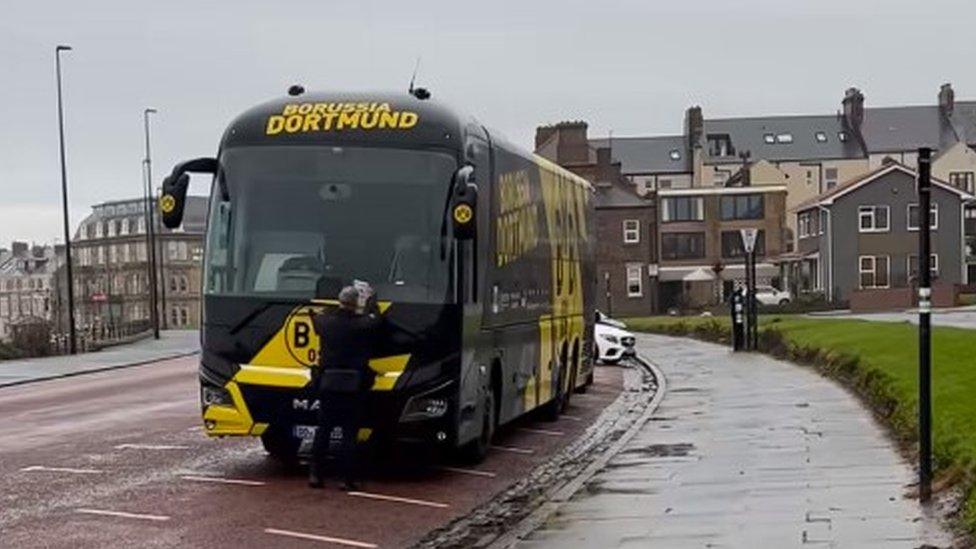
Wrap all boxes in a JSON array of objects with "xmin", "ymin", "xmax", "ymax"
[{"xmin": 408, "ymin": 57, "xmax": 431, "ymax": 100}]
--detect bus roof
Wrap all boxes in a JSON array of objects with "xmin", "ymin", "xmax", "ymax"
[{"xmin": 220, "ymin": 91, "xmax": 466, "ymax": 151}]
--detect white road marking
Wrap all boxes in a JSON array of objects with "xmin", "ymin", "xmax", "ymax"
[
  {"xmin": 439, "ymin": 466, "xmax": 497, "ymax": 478},
  {"xmin": 518, "ymin": 427, "xmax": 565, "ymax": 436},
  {"xmin": 264, "ymin": 528, "xmax": 378, "ymax": 548},
  {"xmin": 560, "ymin": 414, "xmax": 583, "ymax": 422},
  {"xmin": 347, "ymin": 490, "xmax": 449, "ymax": 509},
  {"xmin": 186, "ymin": 425, "xmax": 203, "ymax": 432},
  {"xmin": 114, "ymin": 443, "xmax": 189, "ymax": 451},
  {"xmin": 181, "ymin": 475, "xmax": 266, "ymax": 487},
  {"xmin": 490, "ymin": 444, "xmax": 535, "ymax": 455},
  {"xmin": 75, "ymin": 508, "xmax": 170, "ymax": 522},
  {"xmin": 20, "ymin": 465, "xmax": 103, "ymax": 475}
]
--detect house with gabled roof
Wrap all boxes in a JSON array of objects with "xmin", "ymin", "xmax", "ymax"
[{"xmin": 789, "ymin": 162, "xmax": 974, "ymax": 310}]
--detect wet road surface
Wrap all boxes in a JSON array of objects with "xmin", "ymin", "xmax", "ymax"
[{"xmin": 0, "ymin": 356, "xmax": 623, "ymax": 548}]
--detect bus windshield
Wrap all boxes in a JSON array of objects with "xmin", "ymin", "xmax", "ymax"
[{"xmin": 204, "ymin": 145, "xmax": 456, "ymax": 303}]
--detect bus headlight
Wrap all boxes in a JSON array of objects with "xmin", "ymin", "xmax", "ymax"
[
  {"xmin": 400, "ymin": 381, "xmax": 453, "ymax": 422},
  {"xmin": 201, "ymin": 384, "xmax": 232, "ymax": 407}
]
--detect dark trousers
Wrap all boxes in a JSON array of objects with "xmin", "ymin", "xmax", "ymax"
[{"xmin": 311, "ymin": 390, "xmax": 364, "ymax": 483}]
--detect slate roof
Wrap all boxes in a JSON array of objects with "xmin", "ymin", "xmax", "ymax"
[
  {"xmin": 860, "ymin": 105, "xmax": 957, "ymax": 153},
  {"xmin": 703, "ymin": 114, "xmax": 863, "ymax": 164},
  {"xmin": 593, "ymin": 182, "xmax": 652, "ymax": 209},
  {"xmin": 588, "ymin": 135, "xmax": 689, "ymax": 175}
]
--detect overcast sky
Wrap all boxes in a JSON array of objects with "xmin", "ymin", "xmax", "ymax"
[{"xmin": 2, "ymin": 0, "xmax": 974, "ymax": 248}]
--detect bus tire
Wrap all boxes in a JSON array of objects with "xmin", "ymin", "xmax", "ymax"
[
  {"xmin": 459, "ymin": 387, "xmax": 495, "ymax": 464},
  {"xmin": 261, "ymin": 427, "xmax": 300, "ymax": 464}
]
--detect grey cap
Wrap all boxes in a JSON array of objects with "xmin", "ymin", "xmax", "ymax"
[{"xmin": 338, "ymin": 286, "xmax": 360, "ymax": 309}]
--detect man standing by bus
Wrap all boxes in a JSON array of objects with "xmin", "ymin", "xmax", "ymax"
[{"xmin": 308, "ymin": 285, "xmax": 380, "ymax": 490}]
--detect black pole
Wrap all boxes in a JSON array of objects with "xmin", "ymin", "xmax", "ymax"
[
  {"xmin": 55, "ymin": 45, "xmax": 77, "ymax": 355},
  {"xmin": 143, "ymin": 109, "xmax": 160, "ymax": 339},
  {"xmin": 604, "ymin": 272, "xmax": 612, "ymax": 317},
  {"xmin": 750, "ymin": 249, "xmax": 758, "ymax": 349},
  {"xmin": 743, "ymin": 252, "xmax": 752, "ymax": 350},
  {"xmin": 917, "ymin": 147, "xmax": 933, "ymax": 503}
]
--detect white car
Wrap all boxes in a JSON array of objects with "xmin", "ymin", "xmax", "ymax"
[
  {"xmin": 754, "ymin": 285, "xmax": 792, "ymax": 306},
  {"xmin": 594, "ymin": 322, "xmax": 636, "ymax": 364}
]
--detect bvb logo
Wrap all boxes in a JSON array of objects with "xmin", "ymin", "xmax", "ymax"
[
  {"xmin": 283, "ymin": 306, "xmax": 323, "ymax": 367},
  {"xmin": 159, "ymin": 194, "xmax": 176, "ymax": 214},
  {"xmin": 453, "ymin": 203, "xmax": 473, "ymax": 224}
]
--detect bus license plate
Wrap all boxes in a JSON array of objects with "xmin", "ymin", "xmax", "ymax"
[{"xmin": 293, "ymin": 425, "xmax": 317, "ymax": 440}]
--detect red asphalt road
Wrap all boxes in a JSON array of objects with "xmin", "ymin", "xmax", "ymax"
[{"xmin": 0, "ymin": 356, "xmax": 622, "ymax": 548}]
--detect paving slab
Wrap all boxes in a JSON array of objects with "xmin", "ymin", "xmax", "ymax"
[
  {"xmin": 0, "ymin": 330, "xmax": 199, "ymax": 387},
  {"xmin": 517, "ymin": 333, "xmax": 953, "ymax": 548}
]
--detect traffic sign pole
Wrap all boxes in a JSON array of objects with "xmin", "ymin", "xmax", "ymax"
[{"xmin": 917, "ymin": 147, "xmax": 933, "ymax": 503}]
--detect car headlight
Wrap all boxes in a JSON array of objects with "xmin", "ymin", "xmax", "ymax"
[
  {"xmin": 600, "ymin": 333, "xmax": 619, "ymax": 344},
  {"xmin": 201, "ymin": 384, "xmax": 233, "ymax": 407}
]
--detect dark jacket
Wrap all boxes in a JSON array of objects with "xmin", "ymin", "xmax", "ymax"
[{"xmin": 311, "ymin": 307, "xmax": 380, "ymax": 391}]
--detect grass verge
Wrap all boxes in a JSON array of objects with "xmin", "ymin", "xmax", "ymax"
[{"xmin": 624, "ymin": 314, "xmax": 976, "ymax": 537}]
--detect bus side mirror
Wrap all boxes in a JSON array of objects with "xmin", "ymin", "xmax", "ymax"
[
  {"xmin": 160, "ymin": 157, "xmax": 218, "ymax": 228},
  {"xmin": 451, "ymin": 165, "xmax": 477, "ymax": 240}
]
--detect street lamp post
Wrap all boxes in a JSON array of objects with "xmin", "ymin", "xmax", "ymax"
[
  {"xmin": 143, "ymin": 108, "xmax": 163, "ymax": 338},
  {"xmin": 55, "ymin": 44, "xmax": 77, "ymax": 355}
]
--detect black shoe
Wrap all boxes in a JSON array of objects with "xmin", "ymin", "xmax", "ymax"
[{"xmin": 339, "ymin": 480, "xmax": 360, "ymax": 492}]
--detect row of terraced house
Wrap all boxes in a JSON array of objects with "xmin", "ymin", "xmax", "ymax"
[{"xmin": 536, "ymin": 83, "xmax": 976, "ymax": 315}]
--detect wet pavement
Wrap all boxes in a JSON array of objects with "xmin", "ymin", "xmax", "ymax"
[
  {"xmin": 0, "ymin": 330, "xmax": 199, "ymax": 387},
  {"xmin": 517, "ymin": 333, "xmax": 954, "ymax": 548}
]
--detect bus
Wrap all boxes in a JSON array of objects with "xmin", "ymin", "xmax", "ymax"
[{"xmin": 159, "ymin": 90, "xmax": 596, "ymax": 462}]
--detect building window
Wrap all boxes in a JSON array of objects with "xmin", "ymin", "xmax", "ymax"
[
  {"xmin": 180, "ymin": 307, "xmax": 189, "ymax": 326},
  {"xmin": 626, "ymin": 264, "xmax": 643, "ymax": 297},
  {"xmin": 623, "ymin": 220, "xmax": 640, "ymax": 244},
  {"xmin": 661, "ymin": 197, "xmax": 704, "ymax": 222},
  {"xmin": 721, "ymin": 230, "xmax": 765, "ymax": 258},
  {"xmin": 819, "ymin": 209, "xmax": 827, "ymax": 235},
  {"xmin": 720, "ymin": 194, "xmax": 764, "ymax": 220},
  {"xmin": 763, "ymin": 133, "xmax": 775, "ymax": 144},
  {"xmin": 858, "ymin": 205, "xmax": 890, "ymax": 232},
  {"xmin": 824, "ymin": 167, "xmax": 838, "ymax": 190},
  {"xmin": 170, "ymin": 307, "xmax": 180, "ymax": 327},
  {"xmin": 838, "ymin": 131, "xmax": 848, "ymax": 142},
  {"xmin": 815, "ymin": 131, "xmax": 827, "ymax": 143},
  {"xmin": 661, "ymin": 232, "xmax": 706, "ymax": 260},
  {"xmin": 805, "ymin": 169, "xmax": 814, "ymax": 186},
  {"xmin": 858, "ymin": 255, "xmax": 890, "ymax": 289},
  {"xmin": 669, "ymin": 149, "xmax": 681, "ymax": 160},
  {"xmin": 948, "ymin": 171, "xmax": 975, "ymax": 194},
  {"xmin": 907, "ymin": 203, "xmax": 938, "ymax": 231},
  {"xmin": 775, "ymin": 133, "xmax": 793, "ymax": 144},
  {"xmin": 908, "ymin": 254, "xmax": 939, "ymax": 279},
  {"xmin": 713, "ymin": 169, "xmax": 732, "ymax": 186},
  {"xmin": 706, "ymin": 134, "xmax": 735, "ymax": 157}
]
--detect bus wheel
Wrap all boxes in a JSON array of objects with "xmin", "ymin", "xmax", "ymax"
[
  {"xmin": 261, "ymin": 427, "xmax": 300, "ymax": 464},
  {"xmin": 459, "ymin": 387, "xmax": 495, "ymax": 464}
]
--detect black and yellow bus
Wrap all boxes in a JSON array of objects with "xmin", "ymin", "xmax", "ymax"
[{"xmin": 160, "ymin": 91, "xmax": 595, "ymax": 461}]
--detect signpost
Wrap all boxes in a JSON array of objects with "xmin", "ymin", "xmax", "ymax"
[
  {"xmin": 740, "ymin": 229, "xmax": 759, "ymax": 350},
  {"xmin": 917, "ymin": 147, "xmax": 933, "ymax": 503}
]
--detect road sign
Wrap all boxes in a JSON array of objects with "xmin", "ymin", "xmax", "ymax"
[{"xmin": 739, "ymin": 228, "xmax": 758, "ymax": 254}]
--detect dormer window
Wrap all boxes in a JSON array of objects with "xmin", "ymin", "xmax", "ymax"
[
  {"xmin": 815, "ymin": 131, "xmax": 827, "ymax": 142},
  {"xmin": 706, "ymin": 134, "xmax": 735, "ymax": 157},
  {"xmin": 776, "ymin": 133, "xmax": 793, "ymax": 144},
  {"xmin": 838, "ymin": 131, "xmax": 848, "ymax": 142},
  {"xmin": 763, "ymin": 133, "xmax": 775, "ymax": 144},
  {"xmin": 669, "ymin": 149, "xmax": 681, "ymax": 160}
]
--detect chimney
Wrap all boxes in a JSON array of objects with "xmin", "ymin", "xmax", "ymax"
[
  {"xmin": 11, "ymin": 241, "xmax": 28, "ymax": 257},
  {"xmin": 842, "ymin": 87, "xmax": 865, "ymax": 131},
  {"xmin": 535, "ymin": 121, "xmax": 589, "ymax": 165},
  {"xmin": 938, "ymin": 83, "xmax": 955, "ymax": 116},
  {"xmin": 535, "ymin": 125, "xmax": 557, "ymax": 152},
  {"xmin": 684, "ymin": 106, "xmax": 704, "ymax": 150}
]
